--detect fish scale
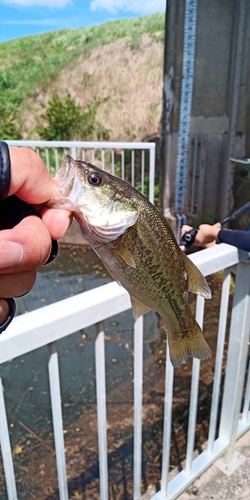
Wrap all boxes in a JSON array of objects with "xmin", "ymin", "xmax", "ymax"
[
  {"xmin": 48, "ymin": 155, "xmax": 212, "ymax": 368},
  {"xmin": 94, "ymin": 207, "xmax": 192, "ymax": 333}
]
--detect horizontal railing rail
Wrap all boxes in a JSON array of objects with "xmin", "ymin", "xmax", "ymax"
[
  {"xmin": 7, "ymin": 140, "xmax": 156, "ymax": 205},
  {"xmin": 0, "ymin": 243, "xmax": 250, "ymax": 499}
]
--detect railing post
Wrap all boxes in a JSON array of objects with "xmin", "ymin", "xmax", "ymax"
[
  {"xmin": 160, "ymin": 342, "xmax": 174, "ymax": 496},
  {"xmin": 48, "ymin": 342, "xmax": 69, "ymax": 500},
  {"xmin": 0, "ymin": 378, "xmax": 18, "ymax": 500},
  {"xmin": 218, "ymin": 260, "xmax": 250, "ymax": 462},
  {"xmin": 133, "ymin": 317, "xmax": 144, "ymax": 500},
  {"xmin": 95, "ymin": 321, "xmax": 109, "ymax": 500},
  {"xmin": 149, "ymin": 145, "xmax": 156, "ymax": 205}
]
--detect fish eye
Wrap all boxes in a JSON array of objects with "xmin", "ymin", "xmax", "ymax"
[{"xmin": 87, "ymin": 173, "xmax": 103, "ymax": 186}]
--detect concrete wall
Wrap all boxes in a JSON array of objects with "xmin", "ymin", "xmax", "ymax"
[{"xmin": 161, "ymin": 0, "xmax": 250, "ymax": 230}]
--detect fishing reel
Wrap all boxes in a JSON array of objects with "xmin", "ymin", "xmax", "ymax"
[{"xmin": 180, "ymin": 228, "xmax": 198, "ymax": 249}]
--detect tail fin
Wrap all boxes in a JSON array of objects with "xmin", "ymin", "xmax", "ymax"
[{"xmin": 168, "ymin": 321, "xmax": 212, "ymax": 368}]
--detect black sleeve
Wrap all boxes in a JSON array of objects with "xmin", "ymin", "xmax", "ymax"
[
  {"xmin": 0, "ymin": 195, "xmax": 58, "ymax": 264},
  {"xmin": 218, "ymin": 229, "xmax": 250, "ymax": 252},
  {"xmin": 0, "ymin": 195, "xmax": 38, "ymax": 230}
]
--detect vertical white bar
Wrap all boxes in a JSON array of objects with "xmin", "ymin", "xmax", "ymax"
[
  {"xmin": 141, "ymin": 150, "xmax": 145, "ymax": 195},
  {"xmin": 149, "ymin": 146, "xmax": 155, "ymax": 204},
  {"xmin": 101, "ymin": 149, "xmax": 105, "ymax": 170},
  {"xmin": 92, "ymin": 149, "xmax": 95, "ymax": 163},
  {"xmin": 55, "ymin": 148, "xmax": 59, "ymax": 172},
  {"xmin": 48, "ymin": 342, "xmax": 69, "ymax": 500},
  {"xmin": 161, "ymin": 342, "xmax": 174, "ymax": 496},
  {"xmin": 95, "ymin": 322, "xmax": 109, "ymax": 500},
  {"xmin": 185, "ymin": 295, "xmax": 204, "ymax": 475},
  {"xmin": 82, "ymin": 149, "xmax": 86, "ymax": 161},
  {"xmin": 133, "ymin": 316, "xmax": 143, "ymax": 500},
  {"xmin": 207, "ymin": 268, "xmax": 231, "ymax": 454},
  {"xmin": 131, "ymin": 150, "xmax": 135, "ymax": 186},
  {"xmin": 219, "ymin": 261, "xmax": 250, "ymax": 461},
  {"xmin": 121, "ymin": 150, "xmax": 125, "ymax": 180},
  {"xmin": 0, "ymin": 378, "xmax": 18, "ymax": 500},
  {"xmin": 45, "ymin": 148, "xmax": 50, "ymax": 171},
  {"xmin": 71, "ymin": 146, "xmax": 77, "ymax": 159}
]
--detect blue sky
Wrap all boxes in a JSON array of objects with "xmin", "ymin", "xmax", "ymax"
[{"xmin": 0, "ymin": 0, "xmax": 166, "ymax": 43}]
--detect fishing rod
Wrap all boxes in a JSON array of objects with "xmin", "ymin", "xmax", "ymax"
[{"xmin": 181, "ymin": 200, "xmax": 250, "ymax": 248}]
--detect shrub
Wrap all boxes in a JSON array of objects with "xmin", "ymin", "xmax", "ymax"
[
  {"xmin": 0, "ymin": 106, "xmax": 21, "ymax": 139},
  {"xmin": 36, "ymin": 94, "xmax": 109, "ymax": 141}
]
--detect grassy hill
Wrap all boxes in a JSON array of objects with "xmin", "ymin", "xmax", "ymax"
[{"xmin": 0, "ymin": 14, "xmax": 165, "ymax": 142}]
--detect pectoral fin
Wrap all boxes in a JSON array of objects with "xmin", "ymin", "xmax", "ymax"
[
  {"xmin": 113, "ymin": 241, "xmax": 136, "ymax": 268},
  {"xmin": 184, "ymin": 254, "xmax": 211, "ymax": 299},
  {"xmin": 92, "ymin": 246, "xmax": 122, "ymax": 285},
  {"xmin": 130, "ymin": 295, "xmax": 152, "ymax": 319}
]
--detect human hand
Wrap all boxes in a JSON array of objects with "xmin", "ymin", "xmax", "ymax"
[
  {"xmin": 194, "ymin": 223, "xmax": 221, "ymax": 247},
  {"xmin": 181, "ymin": 223, "xmax": 221, "ymax": 249},
  {"xmin": 0, "ymin": 146, "xmax": 72, "ymax": 327}
]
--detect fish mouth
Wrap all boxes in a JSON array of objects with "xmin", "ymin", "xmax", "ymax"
[
  {"xmin": 54, "ymin": 155, "xmax": 75, "ymax": 188},
  {"xmin": 48, "ymin": 155, "xmax": 79, "ymax": 209}
]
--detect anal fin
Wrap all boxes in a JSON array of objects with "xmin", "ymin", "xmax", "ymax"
[
  {"xmin": 184, "ymin": 254, "xmax": 211, "ymax": 299},
  {"xmin": 130, "ymin": 295, "xmax": 152, "ymax": 319}
]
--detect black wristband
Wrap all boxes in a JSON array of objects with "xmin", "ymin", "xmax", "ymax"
[
  {"xmin": 0, "ymin": 140, "xmax": 11, "ymax": 202},
  {"xmin": 0, "ymin": 298, "xmax": 16, "ymax": 334}
]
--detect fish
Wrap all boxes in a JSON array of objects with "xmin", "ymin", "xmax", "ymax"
[{"xmin": 49, "ymin": 155, "xmax": 212, "ymax": 367}]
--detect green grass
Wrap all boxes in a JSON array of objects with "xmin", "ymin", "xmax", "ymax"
[{"xmin": 0, "ymin": 13, "xmax": 165, "ymax": 113}]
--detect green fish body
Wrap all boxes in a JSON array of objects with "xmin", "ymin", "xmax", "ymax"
[{"xmin": 49, "ymin": 156, "xmax": 212, "ymax": 367}]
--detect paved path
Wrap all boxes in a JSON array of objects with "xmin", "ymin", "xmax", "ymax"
[
  {"xmin": 178, "ymin": 430, "xmax": 250, "ymax": 500},
  {"xmin": 143, "ymin": 430, "xmax": 250, "ymax": 500}
]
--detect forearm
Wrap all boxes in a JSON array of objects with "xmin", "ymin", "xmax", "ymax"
[{"xmin": 218, "ymin": 229, "xmax": 250, "ymax": 252}]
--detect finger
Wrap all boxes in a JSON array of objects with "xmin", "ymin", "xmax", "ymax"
[
  {"xmin": 0, "ymin": 216, "xmax": 52, "ymax": 273},
  {"xmin": 0, "ymin": 299, "xmax": 10, "ymax": 324},
  {"xmin": 9, "ymin": 147, "xmax": 58, "ymax": 203},
  {"xmin": 40, "ymin": 207, "xmax": 72, "ymax": 240},
  {"xmin": 0, "ymin": 271, "xmax": 36, "ymax": 298},
  {"xmin": 181, "ymin": 224, "xmax": 193, "ymax": 236}
]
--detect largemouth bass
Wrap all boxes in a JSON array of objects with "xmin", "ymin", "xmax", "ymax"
[{"xmin": 49, "ymin": 155, "xmax": 212, "ymax": 367}]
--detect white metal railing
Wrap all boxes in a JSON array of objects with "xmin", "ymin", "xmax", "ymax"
[
  {"xmin": 7, "ymin": 140, "xmax": 156, "ymax": 205},
  {"xmin": 0, "ymin": 243, "xmax": 250, "ymax": 499}
]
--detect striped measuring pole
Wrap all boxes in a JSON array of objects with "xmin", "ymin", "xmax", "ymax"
[{"xmin": 175, "ymin": 0, "xmax": 198, "ymax": 215}]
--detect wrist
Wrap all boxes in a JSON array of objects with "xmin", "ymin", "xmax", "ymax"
[{"xmin": 0, "ymin": 298, "xmax": 16, "ymax": 333}]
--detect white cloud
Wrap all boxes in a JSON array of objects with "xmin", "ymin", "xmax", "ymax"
[
  {"xmin": 3, "ymin": 0, "xmax": 71, "ymax": 7},
  {"xmin": 90, "ymin": 0, "xmax": 166, "ymax": 15}
]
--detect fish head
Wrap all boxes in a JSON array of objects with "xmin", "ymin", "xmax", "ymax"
[{"xmin": 50, "ymin": 155, "xmax": 139, "ymax": 242}]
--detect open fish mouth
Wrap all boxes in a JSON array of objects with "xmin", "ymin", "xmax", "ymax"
[
  {"xmin": 53, "ymin": 155, "xmax": 76, "ymax": 193},
  {"xmin": 49, "ymin": 155, "xmax": 139, "ymax": 241}
]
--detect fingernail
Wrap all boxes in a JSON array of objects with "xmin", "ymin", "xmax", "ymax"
[{"xmin": 0, "ymin": 240, "xmax": 24, "ymax": 268}]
